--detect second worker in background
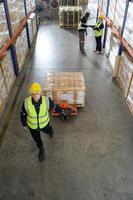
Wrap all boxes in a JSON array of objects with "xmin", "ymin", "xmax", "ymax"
[{"xmin": 78, "ymin": 12, "xmax": 90, "ymax": 55}]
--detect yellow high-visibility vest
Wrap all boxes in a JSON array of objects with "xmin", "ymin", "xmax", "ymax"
[
  {"xmin": 24, "ymin": 96, "xmax": 50, "ymax": 129},
  {"xmin": 95, "ymin": 21, "xmax": 103, "ymax": 37}
]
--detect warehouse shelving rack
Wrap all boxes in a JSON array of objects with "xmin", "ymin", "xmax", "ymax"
[
  {"xmin": 0, "ymin": 0, "xmax": 36, "ymax": 76},
  {"xmin": 98, "ymin": 0, "xmax": 133, "ymax": 58}
]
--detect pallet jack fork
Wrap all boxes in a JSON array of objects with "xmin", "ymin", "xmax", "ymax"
[{"xmin": 52, "ymin": 101, "xmax": 77, "ymax": 120}]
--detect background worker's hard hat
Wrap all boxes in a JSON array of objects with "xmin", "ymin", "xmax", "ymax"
[
  {"xmin": 98, "ymin": 14, "xmax": 105, "ymax": 19},
  {"xmin": 29, "ymin": 82, "xmax": 42, "ymax": 94}
]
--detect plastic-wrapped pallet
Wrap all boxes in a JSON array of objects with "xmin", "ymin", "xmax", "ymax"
[
  {"xmin": 108, "ymin": 0, "xmax": 118, "ymax": 21},
  {"xmin": 108, "ymin": 35, "xmax": 119, "ymax": 70},
  {"xmin": 7, "ymin": 0, "xmax": 20, "ymax": 34},
  {"xmin": 15, "ymin": 28, "xmax": 28, "ymax": 72},
  {"xmin": 29, "ymin": 13, "xmax": 37, "ymax": 37},
  {"xmin": 59, "ymin": 6, "xmax": 83, "ymax": 28},
  {"xmin": 98, "ymin": 0, "xmax": 107, "ymax": 13},
  {"xmin": 43, "ymin": 72, "xmax": 85, "ymax": 107},
  {"xmin": 59, "ymin": 0, "xmax": 79, "ymax": 6},
  {"xmin": 117, "ymin": 52, "xmax": 133, "ymax": 96},
  {"xmin": 17, "ymin": 0, "xmax": 25, "ymax": 22},
  {"xmin": 1, "ymin": 51, "xmax": 16, "ymax": 92},
  {"xmin": 126, "ymin": 76, "xmax": 133, "ymax": 116},
  {"xmin": 27, "ymin": 19, "xmax": 34, "ymax": 44},
  {"xmin": 123, "ymin": 2, "xmax": 133, "ymax": 48},
  {"xmin": 0, "ymin": 68, "xmax": 8, "ymax": 113},
  {"xmin": 105, "ymin": 29, "xmax": 112, "ymax": 56},
  {"xmin": 0, "ymin": 3, "xmax": 10, "ymax": 49},
  {"xmin": 27, "ymin": 0, "xmax": 35, "ymax": 13},
  {"xmin": 113, "ymin": 0, "xmax": 125, "ymax": 31}
]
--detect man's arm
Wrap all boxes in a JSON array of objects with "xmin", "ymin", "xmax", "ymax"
[
  {"xmin": 49, "ymin": 98, "xmax": 62, "ymax": 113},
  {"xmin": 20, "ymin": 103, "xmax": 27, "ymax": 127}
]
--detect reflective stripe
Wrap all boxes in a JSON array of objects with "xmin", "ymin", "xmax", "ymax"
[{"xmin": 27, "ymin": 117, "xmax": 49, "ymax": 126}]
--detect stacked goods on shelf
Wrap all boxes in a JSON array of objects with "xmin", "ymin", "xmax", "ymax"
[
  {"xmin": 29, "ymin": 13, "xmax": 37, "ymax": 38},
  {"xmin": 59, "ymin": 6, "xmax": 82, "ymax": 28},
  {"xmin": 50, "ymin": 0, "xmax": 59, "ymax": 20},
  {"xmin": 15, "ymin": 28, "xmax": 28, "ymax": 72},
  {"xmin": 0, "ymin": 3, "xmax": 10, "ymax": 49},
  {"xmin": 126, "ymin": 75, "xmax": 133, "ymax": 116},
  {"xmin": 0, "ymin": 68, "xmax": 8, "ymax": 112},
  {"xmin": 27, "ymin": 0, "xmax": 35, "ymax": 13},
  {"xmin": 17, "ymin": 1, "xmax": 25, "ymax": 22},
  {"xmin": 123, "ymin": 2, "xmax": 133, "ymax": 49},
  {"xmin": 117, "ymin": 52, "xmax": 133, "ymax": 97},
  {"xmin": 1, "ymin": 51, "xmax": 16, "ymax": 92},
  {"xmin": 7, "ymin": 0, "xmax": 20, "ymax": 34},
  {"xmin": 59, "ymin": 0, "xmax": 79, "ymax": 6},
  {"xmin": 105, "ymin": 28, "xmax": 112, "ymax": 56},
  {"xmin": 43, "ymin": 72, "xmax": 85, "ymax": 107},
  {"xmin": 108, "ymin": 35, "xmax": 119, "ymax": 70},
  {"xmin": 99, "ymin": 0, "xmax": 107, "ymax": 13},
  {"xmin": 108, "ymin": 0, "xmax": 118, "ymax": 21},
  {"xmin": 113, "ymin": 0, "xmax": 125, "ymax": 31}
]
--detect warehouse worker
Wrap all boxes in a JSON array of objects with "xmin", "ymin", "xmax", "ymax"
[
  {"xmin": 93, "ymin": 14, "xmax": 104, "ymax": 54},
  {"xmin": 20, "ymin": 82, "xmax": 63, "ymax": 162},
  {"xmin": 78, "ymin": 11, "xmax": 90, "ymax": 55}
]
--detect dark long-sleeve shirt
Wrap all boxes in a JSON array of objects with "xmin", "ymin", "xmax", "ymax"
[{"xmin": 20, "ymin": 96, "xmax": 62, "ymax": 127}]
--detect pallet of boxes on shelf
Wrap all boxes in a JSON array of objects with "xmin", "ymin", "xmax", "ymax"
[
  {"xmin": 15, "ymin": 28, "xmax": 29, "ymax": 72},
  {"xmin": 7, "ymin": 0, "xmax": 20, "ymax": 34},
  {"xmin": 59, "ymin": 0, "xmax": 79, "ymax": 6},
  {"xmin": 108, "ymin": 0, "xmax": 118, "ymax": 22},
  {"xmin": 108, "ymin": 35, "xmax": 119, "ymax": 71},
  {"xmin": 117, "ymin": 52, "xmax": 133, "ymax": 97},
  {"xmin": 29, "ymin": 13, "xmax": 37, "ymax": 40},
  {"xmin": 123, "ymin": 2, "xmax": 133, "ymax": 50},
  {"xmin": 126, "ymin": 74, "xmax": 133, "ymax": 116},
  {"xmin": 1, "ymin": 51, "xmax": 16, "ymax": 92},
  {"xmin": 113, "ymin": 0, "xmax": 125, "ymax": 32},
  {"xmin": 99, "ymin": 0, "xmax": 107, "ymax": 13},
  {"xmin": 0, "ymin": 3, "xmax": 10, "ymax": 50},
  {"xmin": 59, "ymin": 6, "xmax": 82, "ymax": 28},
  {"xmin": 0, "ymin": 67, "xmax": 8, "ymax": 113},
  {"xmin": 27, "ymin": 0, "xmax": 35, "ymax": 13},
  {"xmin": 43, "ymin": 72, "xmax": 86, "ymax": 107}
]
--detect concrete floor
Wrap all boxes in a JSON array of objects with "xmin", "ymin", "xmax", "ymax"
[{"xmin": 0, "ymin": 21, "xmax": 133, "ymax": 200}]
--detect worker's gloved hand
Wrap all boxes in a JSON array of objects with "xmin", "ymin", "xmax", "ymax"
[
  {"xmin": 61, "ymin": 109, "xmax": 68, "ymax": 120},
  {"xmin": 23, "ymin": 126, "xmax": 27, "ymax": 130},
  {"xmin": 62, "ymin": 109, "xmax": 67, "ymax": 116}
]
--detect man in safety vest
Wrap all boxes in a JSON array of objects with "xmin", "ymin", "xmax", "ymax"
[
  {"xmin": 20, "ymin": 82, "xmax": 63, "ymax": 162},
  {"xmin": 78, "ymin": 12, "xmax": 90, "ymax": 55},
  {"xmin": 93, "ymin": 14, "xmax": 104, "ymax": 53}
]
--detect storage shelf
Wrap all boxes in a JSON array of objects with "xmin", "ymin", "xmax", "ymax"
[
  {"xmin": 0, "ymin": 7, "xmax": 35, "ymax": 61},
  {"xmin": 99, "ymin": 6, "xmax": 133, "ymax": 58}
]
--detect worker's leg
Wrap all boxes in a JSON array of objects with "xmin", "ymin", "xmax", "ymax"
[
  {"xmin": 97, "ymin": 36, "xmax": 102, "ymax": 52},
  {"xmin": 29, "ymin": 128, "xmax": 44, "ymax": 161},
  {"xmin": 41, "ymin": 123, "xmax": 54, "ymax": 138},
  {"xmin": 79, "ymin": 31, "xmax": 85, "ymax": 53},
  {"xmin": 95, "ymin": 36, "xmax": 98, "ymax": 51}
]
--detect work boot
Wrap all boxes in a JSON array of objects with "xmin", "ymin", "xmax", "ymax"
[{"xmin": 38, "ymin": 148, "xmax": 45, "ymax": 162}]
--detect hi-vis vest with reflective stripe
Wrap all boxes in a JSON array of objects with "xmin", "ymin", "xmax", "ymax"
[
  {"xmin": 24, "ymin": 96, "xmax": 50, "ymax": 129},
  {"xmin": 95, "ymin": 21, "xmax": 103, "ymax": 37},
  {"xmin": 78, "ymin": 21, "xmax": 86, "ymax": 31}
]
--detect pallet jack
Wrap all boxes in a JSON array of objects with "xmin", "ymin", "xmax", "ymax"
[{"xmin": 52, "ymin": 101, "xmax": 77, "ymax": 120}]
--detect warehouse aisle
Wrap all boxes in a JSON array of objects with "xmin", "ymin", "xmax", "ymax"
[{"xmin": 0, "ymin": 22, "xmax": 133, "ymax": 200}]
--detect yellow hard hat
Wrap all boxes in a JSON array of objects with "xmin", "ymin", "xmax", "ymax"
[
  {"xmin": 29, "ymin": 82, "xmax": 42, "ymax": 94},
  {"xmin": 99, "ymin": 14, "xmax": 105, "ymax": 19}
]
